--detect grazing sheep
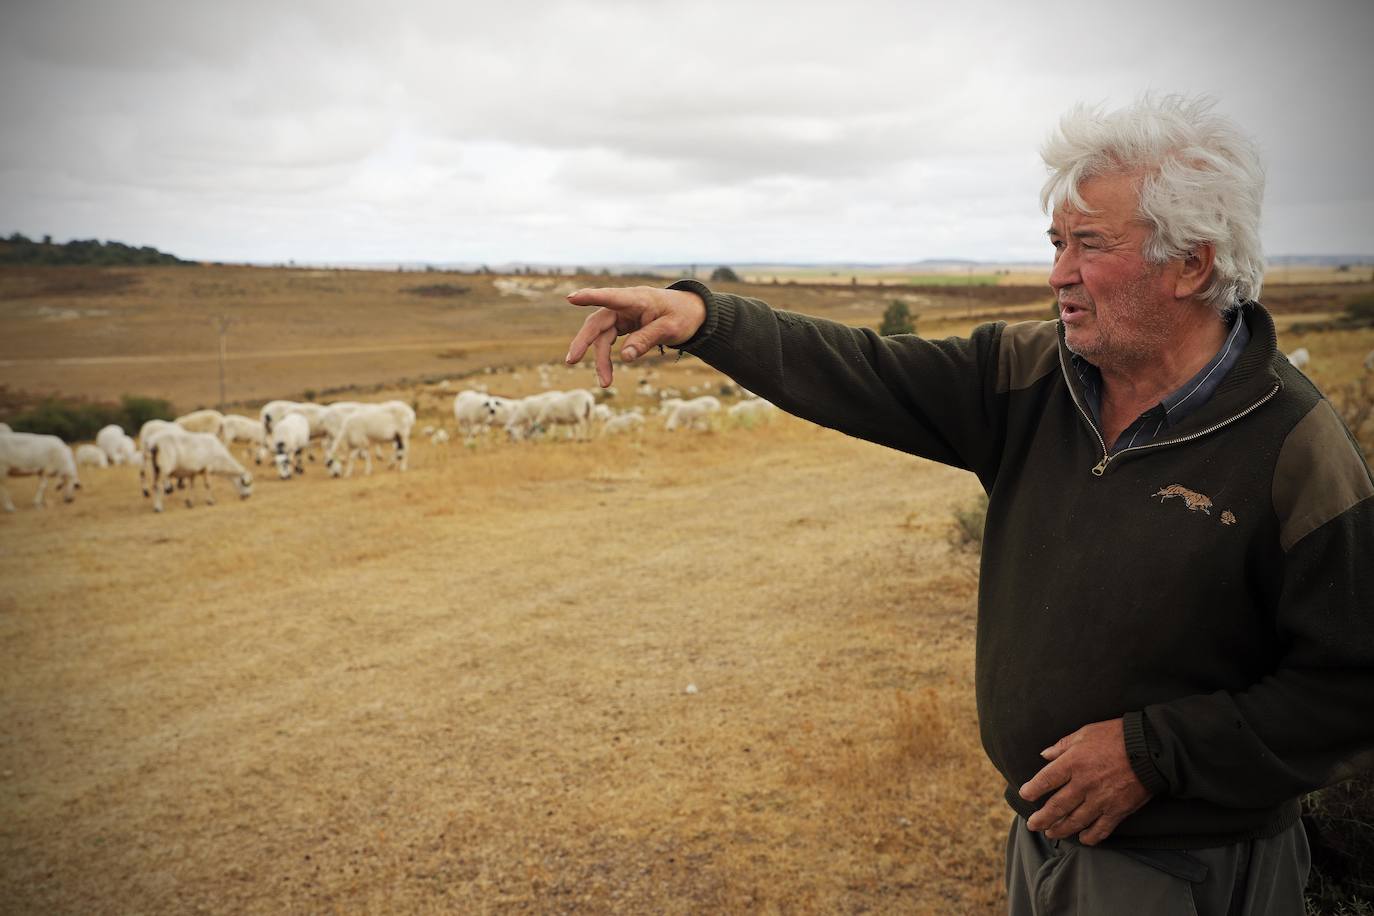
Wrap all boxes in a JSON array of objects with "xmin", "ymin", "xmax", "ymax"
[
  {"xmin": 271, "ymin": 413, "xmax": 311, "ymax": 479},
  {"xmin": 259, "ymin": 400, "xmax": 301, "ymax": 439},
  {"xmin": 75, "ymin": 444, "xmax": 110, "ymax": 468},
  {"xmin": 728, "ymin": 398, "xmax": 778, "ymax": 424},
  {"xmin": 1286, "ymin": 347, "xmax": 1310, "ymax": 370},
  {"xmin": 138, "ymin": 419, "xmax": 178, "ymax": 451},
  {"xmin": 175, "ymin": 408, "xmax": 225, "ymax": 437},
  {"xmin": 283, "ymin": 402, "xmax": 331, "ymax": 454},
  {"xmin": 96, "ymin": 424, "xmax": 139, "ymax": 465},
  {"xmin": 324, "ymin": 405, "xmax": 411, "ymax": 477},
  {"xmin": 429, "ymin": 428, "xmax": 450, "ymax": 444},
  {"xmin": 454, "ymin": 390, "xmax": 498, "ymax": 438},
  {"xmin": 1, "ymin": 431, "xmax": 80, "ymax": 511},
  {"xmin": 601, "ymin": 412, "xmax": 645, "ymax": 436},
  {"xmin": 319, "ymin": 402, "xmax": 365, "ymax": 452},
  {"xmin": 481, "ymin": 395, "xmax": 521, "ymax": 432},
  {"xmin": 219, "ymin": 414, "xmax": 268, "ymax": 464},
  {"xmin": 505, "ymin": 389, "xmax": 595, "ymax": 441},
  {"xmin": 143, "ymin": 429, "xmax": 252, "ymax": 512},
  {"xmin": 592, "ymin": 403, "xmax": 614, "ymax": 423},
  {"xmin": 664, "ymin": 395, "xmax": 721, "ymax": 432}
]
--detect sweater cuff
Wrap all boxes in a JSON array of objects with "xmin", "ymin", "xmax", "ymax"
[
  {"xmin": 666, "ymin": 279, "xmax": 733, "ymax": 351},
  {"xmin": 1123, "ymin": 710, "xmax": 1170, "ymax": 798}
]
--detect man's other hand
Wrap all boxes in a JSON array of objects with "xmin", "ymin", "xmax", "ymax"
[
  {"xmin": 565, "ymin": 286, "xmax": 707, "ymax": 387},
  {"xmin": 1018, "ymin": 717, "xmax": 1152, "ymax": 846}
]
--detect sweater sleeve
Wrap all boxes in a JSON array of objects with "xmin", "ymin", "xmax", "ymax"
[
  {"xmin": 670, "ymin": 279, "xmax": 1008, "ymax": 480},
  {"xmin": 1133, "ymin": 401, "xmax": 1374, "ymax": 807}
]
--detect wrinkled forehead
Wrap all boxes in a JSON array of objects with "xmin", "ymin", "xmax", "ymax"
[{"xmin": 1050, "ymin": 172, "xmax": 1147, "ymax": 229}]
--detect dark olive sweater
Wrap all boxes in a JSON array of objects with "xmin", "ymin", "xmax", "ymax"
[{"xmin": 671, "ymin": 279, "xmax": 1374, "ymax": 849}]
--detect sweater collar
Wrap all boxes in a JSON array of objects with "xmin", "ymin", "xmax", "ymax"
[{"xmin": 1058, "ymin": 301, "xmax": 1284, "ymax": 440}]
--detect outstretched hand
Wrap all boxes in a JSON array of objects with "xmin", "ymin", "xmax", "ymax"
[
  {"xmin": 1018, "ymin": 718, "xmax": 1152, "ymax": 846},
  {"xmin": 564, "ymin": 286, "xmax": 707, "ymax": 387}
]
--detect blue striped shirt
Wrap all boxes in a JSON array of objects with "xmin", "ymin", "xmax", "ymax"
[{"xmin": 1071, "ymin": 312, "xmax": 1251, "ymax": 454}]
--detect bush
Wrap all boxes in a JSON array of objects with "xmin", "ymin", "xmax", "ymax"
[
  {"xmin": 4, "ymin": 394, "xmax": 175, "ymax": 441},
  {"xmin": 1346, "ymin": 294, "xmax": 1374, "ymax": 324},
  {"xmin": 1304, "ymin": 770, "xmax": 1374, "ymax": 914},
  {"xmin": 879, "ymin": 299, "xmax": 916, "ymax": 336},
  {"xmin": 118, "ymin": 395, "xmax": 176, "ymax": 432},
  {"xmin": 710, "ymin": 266, "xmax": 741, "ymax": 283},
  {"xmin": 949, "ymin": 492, "xmax": 988, "ymax": 553}
]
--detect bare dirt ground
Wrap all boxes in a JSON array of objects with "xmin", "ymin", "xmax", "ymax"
[
  {"xmin": 1, "ymin": 413, "xmax": 1002, "ymax": 914},
  {"xmin": 3, "ymin": 266, "xmax": 1372, "ymax": 914}
]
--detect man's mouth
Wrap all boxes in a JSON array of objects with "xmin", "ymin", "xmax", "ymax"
[{"xmin": 1059, "ymin": 301, "xmax": 1091, "ymax": 321}]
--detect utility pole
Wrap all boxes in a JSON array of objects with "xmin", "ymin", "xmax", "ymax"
[{"xmin": 212, "ymin": 315, "xmax": 237, "ymax": 410}]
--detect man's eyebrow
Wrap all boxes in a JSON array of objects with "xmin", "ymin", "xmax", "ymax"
[{"xmin": 1045, "ymin": 227, "xmax": 1109, "ymax": 239}]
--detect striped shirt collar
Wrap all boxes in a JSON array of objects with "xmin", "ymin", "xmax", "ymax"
[{"xmin": 1071, "ymin": 310, "xmax": 1250, "ymax": 453}]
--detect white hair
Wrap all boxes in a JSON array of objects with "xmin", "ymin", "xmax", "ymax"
[{"xmin": 1040, "ymin": 94, "xmax": 1266, "ymax": 311}]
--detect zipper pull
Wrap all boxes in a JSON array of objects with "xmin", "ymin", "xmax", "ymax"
[{"xmin": 1091, "ymin": 455, "xmax": 1109, "ymax": 476}]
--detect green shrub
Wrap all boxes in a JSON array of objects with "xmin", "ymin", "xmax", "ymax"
[
  {"xmin": 879, "ymin": 299, "xmax": 917, "ymax": 336},
  {"xmin": 4, "ymin": 394, "xmax": 174, "ymax": 441},
  {"xmin": 1304, "ymin": 770, "xmax": 1374, "ymax": 914},
  {"xmin": 1346, "ymin": 294, "xmax": 1374, "ymax": 324},
  {"xmin": 949, "ymin": 492, "xmax": 988, "ymax": 553},
  {"xmin": 118, "ymin": 395, "xmax": 176, "ymax": 432}
]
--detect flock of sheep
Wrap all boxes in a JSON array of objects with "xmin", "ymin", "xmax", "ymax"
[
  {"xmin": 0, "ymin": 368, "xmax": 779, "ymax": 514},
  {"xmin": 14, "ymin": 341, "xmax": 1357, "ymax": 515}
]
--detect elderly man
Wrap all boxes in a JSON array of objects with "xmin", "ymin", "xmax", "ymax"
[{"xmin": 565, "ymin": 95, "xmax": 1373, "ymax": 915}]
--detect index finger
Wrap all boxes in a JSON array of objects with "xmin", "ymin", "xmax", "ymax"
[
  {"xmin": 566, "ymin": 286, "xmax": 647, "ymax": 310},
  {"xmin": 565, "ymin": 307, "xmax": 618, "ymax": 367}
]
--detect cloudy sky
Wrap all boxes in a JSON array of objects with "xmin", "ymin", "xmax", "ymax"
[{"xmin": 1, "ymin": 0, "xmax": 1370, "ymax": 266}]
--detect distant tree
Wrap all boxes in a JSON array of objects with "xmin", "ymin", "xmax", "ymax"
[
  {"xmin": 879, "ymin": 299, "xmax": 916, "ymax": 336},
  {"xmin": 710, "ymin": 266, "xmax": 739, "ymax": 283}
]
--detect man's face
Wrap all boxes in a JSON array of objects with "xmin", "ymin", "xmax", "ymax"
[{"xmin": 1048, "ymin": 172, "xmax": 1181, "ymax": 370}]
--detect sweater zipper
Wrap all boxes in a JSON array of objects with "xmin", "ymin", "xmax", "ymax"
[
  {"xmin": 1058, "ymin": 342, "xmax": 1281, "ymax": 476},
  {"xmin": 1086, "ymin": 385, "xmax": 1279, "ymax": 475}
]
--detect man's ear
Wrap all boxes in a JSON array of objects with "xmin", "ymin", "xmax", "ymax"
[{"xmin": 1175, "ymin": 242, "xmax": 1216, "ymax": 300}]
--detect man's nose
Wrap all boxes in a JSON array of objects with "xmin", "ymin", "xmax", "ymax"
[{"xmin": 1048, "ymin": 248, "xmax": 1079, "ymax": 293}]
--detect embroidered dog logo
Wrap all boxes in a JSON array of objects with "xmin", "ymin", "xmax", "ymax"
[
  {"xmin": 1153, "ymin": 484, "xmax": 1213, "ymax": 515},
  {"xmin": 1221, "ymin": 510, "xmax": 1237, "ymax": 526}
]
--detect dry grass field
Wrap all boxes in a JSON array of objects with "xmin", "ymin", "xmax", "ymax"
[{"xmin": 3, "ymin": 265, "xmax": 1373, "ymax": 914}]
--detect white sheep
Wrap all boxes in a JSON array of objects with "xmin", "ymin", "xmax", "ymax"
[
  {"xmin": 1286, "ymin": 347, "xmax": 1310, "ymax": 370},
  {"xmin": 96, "ymin": 424, "xmax": 138, "ymax": 465},
  {"xmin": 454, "ymin": 390, "xmax": 499, "ymax": 439},
  {"xmin": 1, "ymin": 431, "xmax": 81, "ymax": 511},
  {"xmin": 728, "ymin": 398, "xmax": 778, "ymax": 425},
  {"xmin": 219, "ymin": 414, "xmax": 269, "ymax": 464},
  {"xmin": 601, "ymin": 412, "xmax": 645, "ymax": 436},
  {"xmin": 319, "ymin": 402, "xmax": 365, "ymax": 452},
  {"xmin": 138, "ymin": 418, "xmax": 178, "ymax": 450},
  {"xmin": 664, "ymin": 396, "xmax": 721, "ymax": 432},
  {"xmin": 429, "ymin": 428, "xmax": 450, "ymax": 445},
  {"xmin": 260, "ymin": 399, "xmax": 297, "ymax": 438},
  {"xmin": 325, "ymin": 405, "xmax": 411, "ymax": 477},
  {"xmin": 143, "ymin": 429, "xmax": 252, "ymax": 512},
  {"xmin": 175, "ymin": 408, "xmax": 225, "ymax": 437},
  {"xmin": 271, "ymin": 413, "xmax": 311, "ymax": 479},
  {"xmin": 75, "ymin": 443, "xmax": 110, "ymax": 468},
  {"xmin": 507, "ymin": 389, "xmax": 595, "ymax": 441}
]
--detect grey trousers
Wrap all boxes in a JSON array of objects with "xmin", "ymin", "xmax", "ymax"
[{"xmin": 1005, "ymin": 816, "xmax": 1310, "ymax": 916}]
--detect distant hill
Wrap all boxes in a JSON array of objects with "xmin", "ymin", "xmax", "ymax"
[{"xmin": 0, "ymin": 232, "xmax": 195, "ymax": 267}]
